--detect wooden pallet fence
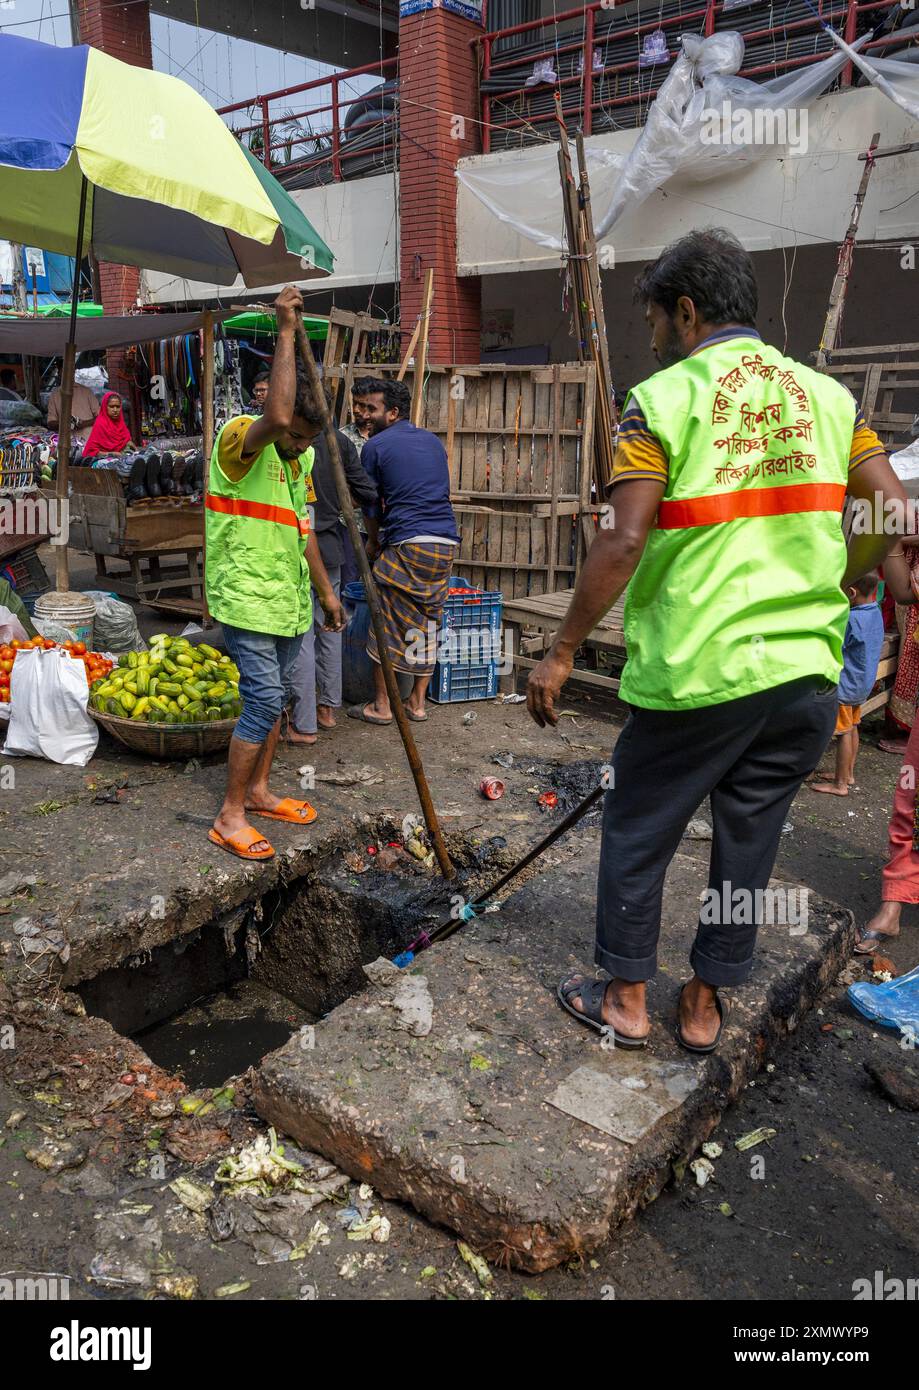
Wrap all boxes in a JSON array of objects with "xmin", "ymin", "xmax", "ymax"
[{"xmin": 374, "ymin": 363, "xmax": 597, "ymax": 598}]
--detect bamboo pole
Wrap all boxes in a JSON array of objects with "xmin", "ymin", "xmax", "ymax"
[
  {"xmin": 292, "ymin": 314, "xmax": 455, "ymax": 881},
  {"xmin": 411, "ymin": 269, "xmax": 434, "ymax": 426},
  {"xmin": 55, "ymin": 176, "xmax": 89, "ymax": 594},
  {"xmin": 200, "ymin": 310, "xmax": 215, "ymax": 625}
]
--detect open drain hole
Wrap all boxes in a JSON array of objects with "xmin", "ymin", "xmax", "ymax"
[{"xmin": 77, "ymin": 853, "xmax": 452, "ymax": 1091}]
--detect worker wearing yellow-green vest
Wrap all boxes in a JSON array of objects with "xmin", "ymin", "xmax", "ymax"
[
  {"xmin": 527, "ymin": 229, "xmax": 905, "ymax": 1054},
  {"xmin": 206, "ymin": 286, "xmax": 345, "ymax": 863}
]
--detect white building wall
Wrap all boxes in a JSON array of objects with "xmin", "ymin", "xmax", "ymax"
[{"xmin": 142, "ymin": 172, "xmax": 398, "ymax": 305}]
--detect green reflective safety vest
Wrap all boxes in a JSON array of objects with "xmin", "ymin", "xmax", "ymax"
[
  {"xmin": 205, "ymin": 420, "xmax": 314, "ymax": 638},
  {"xmin": 619, "ymin": 336, "xmax": 855, "ymax": 710}
]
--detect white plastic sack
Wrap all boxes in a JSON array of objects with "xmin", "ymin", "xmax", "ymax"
[
  {"xmin": 0, "ymin": 604, "xmax": 31, "ymax": 645},
  {"xmin": 890, "ymin": 438, "xmax": 919, "ymax": 481},
  {"xmin": 3, "ymin": 647, "xmax": 98, "ymax": 766},
  {"xmin": 82, "ymin": 590, "xmax": 145, "ymax": 653}
]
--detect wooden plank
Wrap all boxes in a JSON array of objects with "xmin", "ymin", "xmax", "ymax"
[
  {"xmin": 547, "ymin": 365, "xmax": 561, "ymax": 592},
  {"xmin": 488, "ymin": 371, "xmax": 509, "ymax": 594},
  {"xmin": 410, "ymin": 269, "xmax": 434, "ymax": 427},
  {"xmin": 470, "ymin": 376, "xmax": 490, "ymax": 591}
]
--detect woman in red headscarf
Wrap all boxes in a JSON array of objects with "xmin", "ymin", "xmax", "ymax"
[{"xmin": 80, "ymin": 391, "xmax": 135, "ymax": 461}]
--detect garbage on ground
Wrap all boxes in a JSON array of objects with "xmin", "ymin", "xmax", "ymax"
[
  {"xmin": 457, "ymin": 1240, "xmax": 493, "ymax": 1294},
  {"xmin": 685, "ymin": 818, "xmax": 713, "ymax": 840},
  {"xmin": 734, "ymin": 1126, "xmax": 776, "ymax": 1151},
  {"xmin": 537, "ymin": 791, "xmax": 558, "ymax": 810},
  {"xmin": 497, "ymin": 692, "xmax": 526, "ymax": 703},
  {"xmin": 480, "ymin": 776, "xmax": 505, "ymax": 800},
  {"xmin": 89, "ymin": 1212, "xmax": 164, "ymax": 1290},
  {"xmin": 214, "ymin": 1280, "xmax": 251, "ymax": 1297},
  {"xmin": 378, "ymin": 971, "xmax": 433, "ymax": 1037},
  {"xmin": 690, "ymin": 1156, "xmax": 715, "ymax": 1187},
  {"xmin": 462, "ymin": 711, "xmax": 477, "ymax": 725},
  {"xmin": 845, "ymin": 967, "xmax": 917, "ymax": 1045},
  {"xmin": 215, "ymin": 1127, "xmax": 345, "ymax": 1198},
  {"xmin": 25, "ymin": 1138, "xmax": 86, "ymax": 1174},
  {"xmin": 314, "ymin": 765, "xmax": 383, "ymax": 786},
  {"xmin": 492, "ymin": 751, "xmax": 514, "ymax": 769},
  {"xmin": 702, "ymin": 1141, "xmax": 723, "ymax": 1159},
  {"xmin": 169, "ymin": 1176, "xmax": 215, "ymax": 1213}
]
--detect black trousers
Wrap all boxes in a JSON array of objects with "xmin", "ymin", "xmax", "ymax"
[{"xmin": 596, "ymin": 675, "xmax": 837, "ymax": 988}]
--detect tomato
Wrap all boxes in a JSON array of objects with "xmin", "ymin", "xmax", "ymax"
[
  {"xmin": 10, "ymin": 640, "xmax": 22, "ymax": 650},
  {"xmin": 72, "ymin": 641, "xmax": 87, "ymax": 656},
  {"xmin": 41, "ymin": 638, "xmax": 55, "ymax": 650},
  {"xmin": 0, "ymin": 646, "xmax": 11, "ymax": 661},
  {"xmin": 29, "ymin": 636, "xmax": 43, "ymax": 648},
  {"xmin": 0, "ymin": 661, "xmax": 12, "ymax": 675}
]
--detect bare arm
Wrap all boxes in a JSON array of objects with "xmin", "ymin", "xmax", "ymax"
[
  {"xmin": 527, "ymin": 478, "xmax": 665, "ymax": 727},
  {"xmin": 305, "ymin": 531, "xmax": 345, "ymax": 631},
  {"xmin": 843, "ymin": 452, "xmax": 907, "ymax": 589},
  {"xmin": 239, "ymin": 286, "xmax": 303, "ymax": 459}
]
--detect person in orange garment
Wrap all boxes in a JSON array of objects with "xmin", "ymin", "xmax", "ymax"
[{"xmin": 855, "ymin": 544, "xmax": 919, "ymax": 954}]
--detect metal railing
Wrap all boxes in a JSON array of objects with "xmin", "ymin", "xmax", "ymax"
[
  {"xmin": 217, "ymin": 56, "xmax": 398, "ymax": 188},
  {"xmin": 480, "ymin": 0, "xmax": 919, "ymax": 152}
]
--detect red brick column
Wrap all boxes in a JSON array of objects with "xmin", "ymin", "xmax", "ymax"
[
  {"xmin": 74, "ymin": 2, "xmax": 153, "ymax": 414},
  {"xmin": 399, "ymin": 8, "xmax": 482, "ymax": 364}
]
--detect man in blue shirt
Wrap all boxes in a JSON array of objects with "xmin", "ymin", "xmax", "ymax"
[{"xmin": 347, "ymin": 378, "xmax": 460, "ymax": 725}]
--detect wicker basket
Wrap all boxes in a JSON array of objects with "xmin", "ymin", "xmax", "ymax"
[{"xmin": 90, "ymin": 707, "xmax": 237, "ymax": 759}]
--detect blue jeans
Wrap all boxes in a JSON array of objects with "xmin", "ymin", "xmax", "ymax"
[{"xmin": 222, "ymin": 623, "xmax": 305, "ymax": 744}]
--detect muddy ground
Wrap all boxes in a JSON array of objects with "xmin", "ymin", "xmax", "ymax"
[{"xmin": 0, "ymin": 566, "xmax": 916, "ymax": 1301}]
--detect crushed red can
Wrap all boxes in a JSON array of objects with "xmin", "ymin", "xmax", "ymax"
[
  {"xmin": 538, "ymin": 791, "xmax": 558, "ymax": 810},
  {"xmin": 480, "ymin": 777, "xmax": 505, "ymax": 800}
]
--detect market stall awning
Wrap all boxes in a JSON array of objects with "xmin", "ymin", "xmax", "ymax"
[{"xmin": 0, "ymin": 309, "xmax": 238, "ymax": 356}]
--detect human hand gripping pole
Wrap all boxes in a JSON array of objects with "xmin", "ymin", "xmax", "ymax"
[{"xmin": 291, "ymin": 310, "xmax": 455, "ymax": 881}]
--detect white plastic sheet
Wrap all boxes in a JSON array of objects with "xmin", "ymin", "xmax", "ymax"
[{"xmin": 457, "ymin": 30, "xmax": 919, "ymax": 250}]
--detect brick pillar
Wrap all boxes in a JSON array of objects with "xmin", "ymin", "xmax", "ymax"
[
  {"xmin": 74, "ymin": 2, "xmax": 153, "ymax": 415},
  {"xmin": 399, "ymin": 8, "xmax": 482, "ymax": 364}
]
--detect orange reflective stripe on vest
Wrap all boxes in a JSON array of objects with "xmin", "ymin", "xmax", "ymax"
[
  {"xmin": 656, "ymin": 481, "xmax": 847, "ymax": 531},
  {"xmin": 205, "ymin": 492, "xmax": 301, "ymax": 529}
]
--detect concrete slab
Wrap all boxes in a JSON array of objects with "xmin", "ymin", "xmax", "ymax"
[{"xmin": 252, "ymin": 835, "xmax": 854, "ymax": 1271}]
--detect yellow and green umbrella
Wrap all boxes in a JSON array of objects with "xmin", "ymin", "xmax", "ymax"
[{"xmin": 0, "ymin": 33, "xmax": 333, "ymax": 285}]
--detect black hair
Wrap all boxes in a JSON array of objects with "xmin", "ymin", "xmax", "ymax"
[
  {"xmin": 633, "ymin": 228, "xmax": 758, "ymax": 328},
  {"xmin": 352, "ymin": 376, "xmax": 411, "ymax": 419},
  {"xmin": 253, "ymin": 371, "xmax": 270, "ymax": 386},
  {"xmin": 0, "ymin": 368, "xmax": 16, "ymax": 387},
  {"xmin": 292, "ymin": 369, "xmax": 325, "ymax": 427},
  {"xmin": 852, "ymin": 571, "xmax": 879, "ymax": 598},
  {"xmin": 352, "ymin": 375, "xmax": 384, "ymax": 397}
]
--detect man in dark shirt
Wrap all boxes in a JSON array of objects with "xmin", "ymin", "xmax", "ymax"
[
  {"xmin": 347, "ymin": 378, "xmax": 460, "ymax": 725},
  {"xmin": 285, "ymin": 414, "xmax": 378, "ymax": 744}
]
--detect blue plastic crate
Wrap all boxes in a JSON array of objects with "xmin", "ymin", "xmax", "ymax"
[
  {"xmin": 429, "ymin": 576, "xmax": 504, "ymax": 703},
  {"xmin": 430, "ymin": 660, "xmax": 500, "ymax": 704}
]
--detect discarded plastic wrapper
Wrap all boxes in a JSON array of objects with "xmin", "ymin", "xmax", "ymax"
[{"xmin": 848, "ymin": 964, "xmax": 919, "ymax": 1044}]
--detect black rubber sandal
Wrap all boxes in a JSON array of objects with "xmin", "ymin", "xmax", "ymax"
[
  {"xmin": 853, "ymin": 926, "xmax": 898, "ymax": 956},
  {"xmin": 556, "ymin": 973, "xmax": 649, "ymax": 1047},
  {"xmin": 676, "ymin": 983, "xmax": 726, "ymax": 1054}
]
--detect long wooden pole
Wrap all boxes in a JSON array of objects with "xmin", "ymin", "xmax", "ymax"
[
  {"xmin": 200, "ymin": 310, "xmax": 215, "ymax": 625},
  {"xmin": 292, "ymin": 315, "xmax": 455, "ymax": 881},
  {"xmin": 55, "ymin": 175, "xmax": 89, "ymax": 594},
  {"xmin": 816, "ymin": 131, "xmax": 880, "ymax": 372},
  {"xmin": 411, "ymin": 268, "xmax": 434, "ymax": 427}
]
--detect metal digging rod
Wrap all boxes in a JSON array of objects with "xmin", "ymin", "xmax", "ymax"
[
  {"xmin": 393, "ymin": 782, "xmax": 606, "ymax": 965},
  {"xmin": 293, "ymin": 314, "xmax": 455, "ymax": 880}
]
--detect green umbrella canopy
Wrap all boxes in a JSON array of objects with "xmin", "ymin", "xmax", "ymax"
[{"xmin": 225, "ymin": 310, "xmax": 327, "ymax": 340}]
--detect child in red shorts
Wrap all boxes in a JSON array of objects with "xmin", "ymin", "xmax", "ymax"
[{"xmin": 812, "ymin": 572, "xmax": 884, "ymax": 797}]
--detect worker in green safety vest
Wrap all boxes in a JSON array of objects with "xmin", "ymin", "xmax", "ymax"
[
  {"xmin": 207, "ymin": 285, "xmax": 345, "ymax": 863},
  {"xmin": 527, "ymin": 228, "xmax": 906, "ymax": 1054}
]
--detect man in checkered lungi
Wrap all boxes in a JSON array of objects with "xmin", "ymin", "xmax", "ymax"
[{"xmin": 346, "ymin": 378, "xmax": 460, "ymax": 726}]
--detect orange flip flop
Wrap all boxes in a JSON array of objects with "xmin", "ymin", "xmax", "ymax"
[
  {"xmin": 247, "ymin": 798, "xmax": 318, "ymax": 825},
  {"xmin": 208, "ymin": 826, "xmax": 275, "ymax": 860}
]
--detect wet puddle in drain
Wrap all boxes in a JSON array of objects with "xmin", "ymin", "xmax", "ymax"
[{"xmin": 137, "ymin": 980, "xmax": 313, "ymax": 1090}]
